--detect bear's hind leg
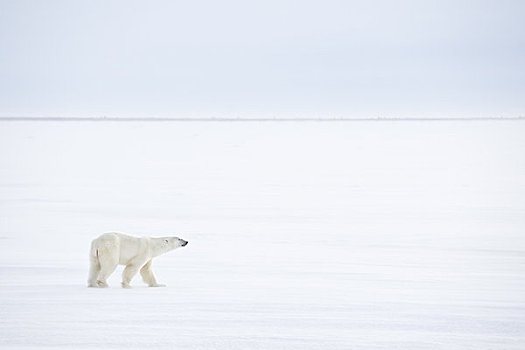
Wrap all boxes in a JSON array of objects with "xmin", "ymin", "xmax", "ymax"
[
  {"xmin": 87, "ymin": 254, "xmax": 101, "ymax": 287},
  {"xmin": 97, "ymin": 253, "xmax": 118, "ymax": 288}
]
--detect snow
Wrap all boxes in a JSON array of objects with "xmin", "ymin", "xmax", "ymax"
[{"xmin": 1, "ymin": 120, "xmax": 524, "ymax": 349}]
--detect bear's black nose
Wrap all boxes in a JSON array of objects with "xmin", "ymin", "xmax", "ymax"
[{"xmin": 182, "ymin": 241, "xmax": 188, "ymax": 246}]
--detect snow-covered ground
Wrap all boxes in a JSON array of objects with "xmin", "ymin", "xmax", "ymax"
[{"xmin": 1, "ymin": 120, "xmax": 524, "ymax": 349}]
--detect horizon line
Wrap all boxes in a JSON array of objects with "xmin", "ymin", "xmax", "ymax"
[{"xmin": 1, "ymin": 116, "xmax": 524, "ymax": 122}]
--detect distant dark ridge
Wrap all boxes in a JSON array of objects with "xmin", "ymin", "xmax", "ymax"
[{"xmin": 1, "ymin": 116, "xmax": 524, "ymax": 122}]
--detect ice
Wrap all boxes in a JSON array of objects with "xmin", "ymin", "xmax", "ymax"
[{"xmin": 1, "ymin": 120, "xmax": 524, "ymax": 349}]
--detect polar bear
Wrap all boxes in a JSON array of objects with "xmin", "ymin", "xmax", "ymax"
[{"xmin": 88, "ymin": 232, "xmax": 188, "ymax": 288}]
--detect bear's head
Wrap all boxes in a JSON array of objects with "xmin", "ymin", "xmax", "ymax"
[
  {"xmin": 151, "ymin": 236, "xmax": 188, "ymax": 257},
  {"xmin": 162, "ymin": 237, "xmax": 188, "ymax": 251}
]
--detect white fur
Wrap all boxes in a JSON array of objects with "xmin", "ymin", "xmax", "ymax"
[{"xmin": 87, "ymin": 232, "xmax": 188, "ymax": 288}]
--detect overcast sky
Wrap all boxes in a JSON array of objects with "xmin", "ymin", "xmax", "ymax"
[{"xmin": 0, "ymin": 0, "xmax": 524, "ymax": 118}]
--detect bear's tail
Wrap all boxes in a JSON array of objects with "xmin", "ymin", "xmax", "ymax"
[{"xmin": 90, "ymin": 234, "xmax": 119, "ymax": 261}]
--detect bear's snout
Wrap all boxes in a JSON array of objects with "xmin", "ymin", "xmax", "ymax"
[{"xmin": 181, "ymin": 240, "xmax": 188, "ymax": 247}]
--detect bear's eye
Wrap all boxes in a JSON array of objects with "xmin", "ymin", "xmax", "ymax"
[{"xmin": 164, "ymin": 239, "xmax": 169, "ymax": 244}]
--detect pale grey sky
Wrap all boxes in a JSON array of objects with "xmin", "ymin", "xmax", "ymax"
[{"xmin": 0, "ymin": 0, "xmax": 524, "ymax": 118}]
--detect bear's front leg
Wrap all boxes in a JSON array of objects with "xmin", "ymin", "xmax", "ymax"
[
  {"xmin": 140, "ymin": 259, "xmax": 166, "ymax": 287},
  {"xmin": 122, "ymin": 264, "xmax": 140, "ymax": 288}
]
